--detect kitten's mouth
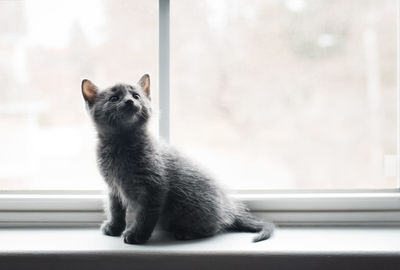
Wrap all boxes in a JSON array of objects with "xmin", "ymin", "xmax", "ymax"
[
  {"xmin": 122, "ymin": 105, "xmax": 139, "ymax": 114},
  {"xmin": 121, "ymin": 107, "xmax": 139, "ymax": 121}
]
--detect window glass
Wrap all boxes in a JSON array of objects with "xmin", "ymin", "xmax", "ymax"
[
  {"xmin": 0, "ymin": 0, "xmax": 158, "ymax": 190},
  {"xmin": 170, "ymin": 0, "xmax": 397, "ymax": 189}
]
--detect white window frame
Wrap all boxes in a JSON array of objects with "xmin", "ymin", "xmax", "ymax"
[{"xmin": 0, "ymin": 0, "xmax": 400, "ymax": 228}]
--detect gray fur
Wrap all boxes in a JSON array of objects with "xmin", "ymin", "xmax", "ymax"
[{"xmin": 82, "ymin": 75, "xmax": 274, "ymax": 244}]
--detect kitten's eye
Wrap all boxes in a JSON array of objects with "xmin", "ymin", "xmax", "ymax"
[
  {"xmin": 109, "ymin": 96, "xmax": 119, "ymax": 102},
  {"xmin": 133, "ymin": 94, "xmax": 140, "ymax": 100}
]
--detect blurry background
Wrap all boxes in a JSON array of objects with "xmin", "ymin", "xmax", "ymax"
[
  {"xmin": 0, "ymin": 0, "xmax": 158, "ymax": 190},
  {"xmin": 0, "ymin": 0, "xmax": 397, "ymax": 190},
  {"xmin": 170, "ymin": 0, "xmax": 398, "ymax": 189}
]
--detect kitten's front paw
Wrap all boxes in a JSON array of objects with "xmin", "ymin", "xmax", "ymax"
[
  {"xmin": 122, "ymin": 230, "xmax": 150, "ymax": 245},
  {"xmin": 101, "ymin": 221, "xmax": 125, "ymax": 236}
]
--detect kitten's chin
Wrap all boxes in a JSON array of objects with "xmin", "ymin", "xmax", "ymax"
[
  {"xmin": 120, "ymin": 112, "xmax": 144, "ymax": 128},
  {"xmin": 120, "ymin": 107, "xmax": 138, "ymax": 121},
  {"xmin": 122, "ymin": 105, "xmax": 139, "ymax": 115}
]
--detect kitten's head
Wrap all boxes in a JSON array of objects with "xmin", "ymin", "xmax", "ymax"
[{"xmin": 81, "ymin": 74, "xmax": 152, "ymax": 133}]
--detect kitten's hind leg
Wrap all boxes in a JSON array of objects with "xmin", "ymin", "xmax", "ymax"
[{"xmin": 101, "ymin": 191, "xmax": 126, "ymax": 236}]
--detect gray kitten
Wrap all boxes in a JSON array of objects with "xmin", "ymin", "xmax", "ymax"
[{"xmin": 81, "ymin": 74, "xmax": 274, "ymax": 244}]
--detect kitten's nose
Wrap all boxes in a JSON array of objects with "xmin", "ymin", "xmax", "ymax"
[{"xmin": 125, "ymin": 99, "xmax": 134, "ymax": 106}]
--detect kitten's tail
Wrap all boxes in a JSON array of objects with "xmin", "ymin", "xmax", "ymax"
[{"xmin": 227, "ymin": 212, "xmax": 275, "ymax": 242}]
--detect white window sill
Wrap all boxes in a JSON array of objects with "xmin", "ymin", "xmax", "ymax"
[{"xmin": 1, "ymin": 227, "xmax": 400, "ymax": 269}]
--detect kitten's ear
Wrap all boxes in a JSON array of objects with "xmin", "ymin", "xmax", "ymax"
[
  {"xmin": 81, "ymin": 79, "xmax": 98, "ymax": 105},
  {"xmin": 138, "ymin": 74, "xmax": 150, "ymax": 98}
]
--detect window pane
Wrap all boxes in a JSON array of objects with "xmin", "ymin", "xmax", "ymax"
[
  {"xmin": 170, "ymin": 0, "xmax": 397, "ymax": 189},
  {"xmin": 0, "ymin": 0, "xmax": 158, "ymax": 190}
]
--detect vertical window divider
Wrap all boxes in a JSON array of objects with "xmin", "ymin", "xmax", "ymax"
[
  {"xmin": 397, "ymin": 0, "xmax": 400, "ymax": 188},
  {"xmin": 159, "ymin": 0, "xmax": 170, "ymax": 143}
]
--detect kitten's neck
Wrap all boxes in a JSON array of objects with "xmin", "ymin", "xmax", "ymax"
[{"xmin": 97, "ymin": 124, "xmax": 150, "ymax": 144}]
